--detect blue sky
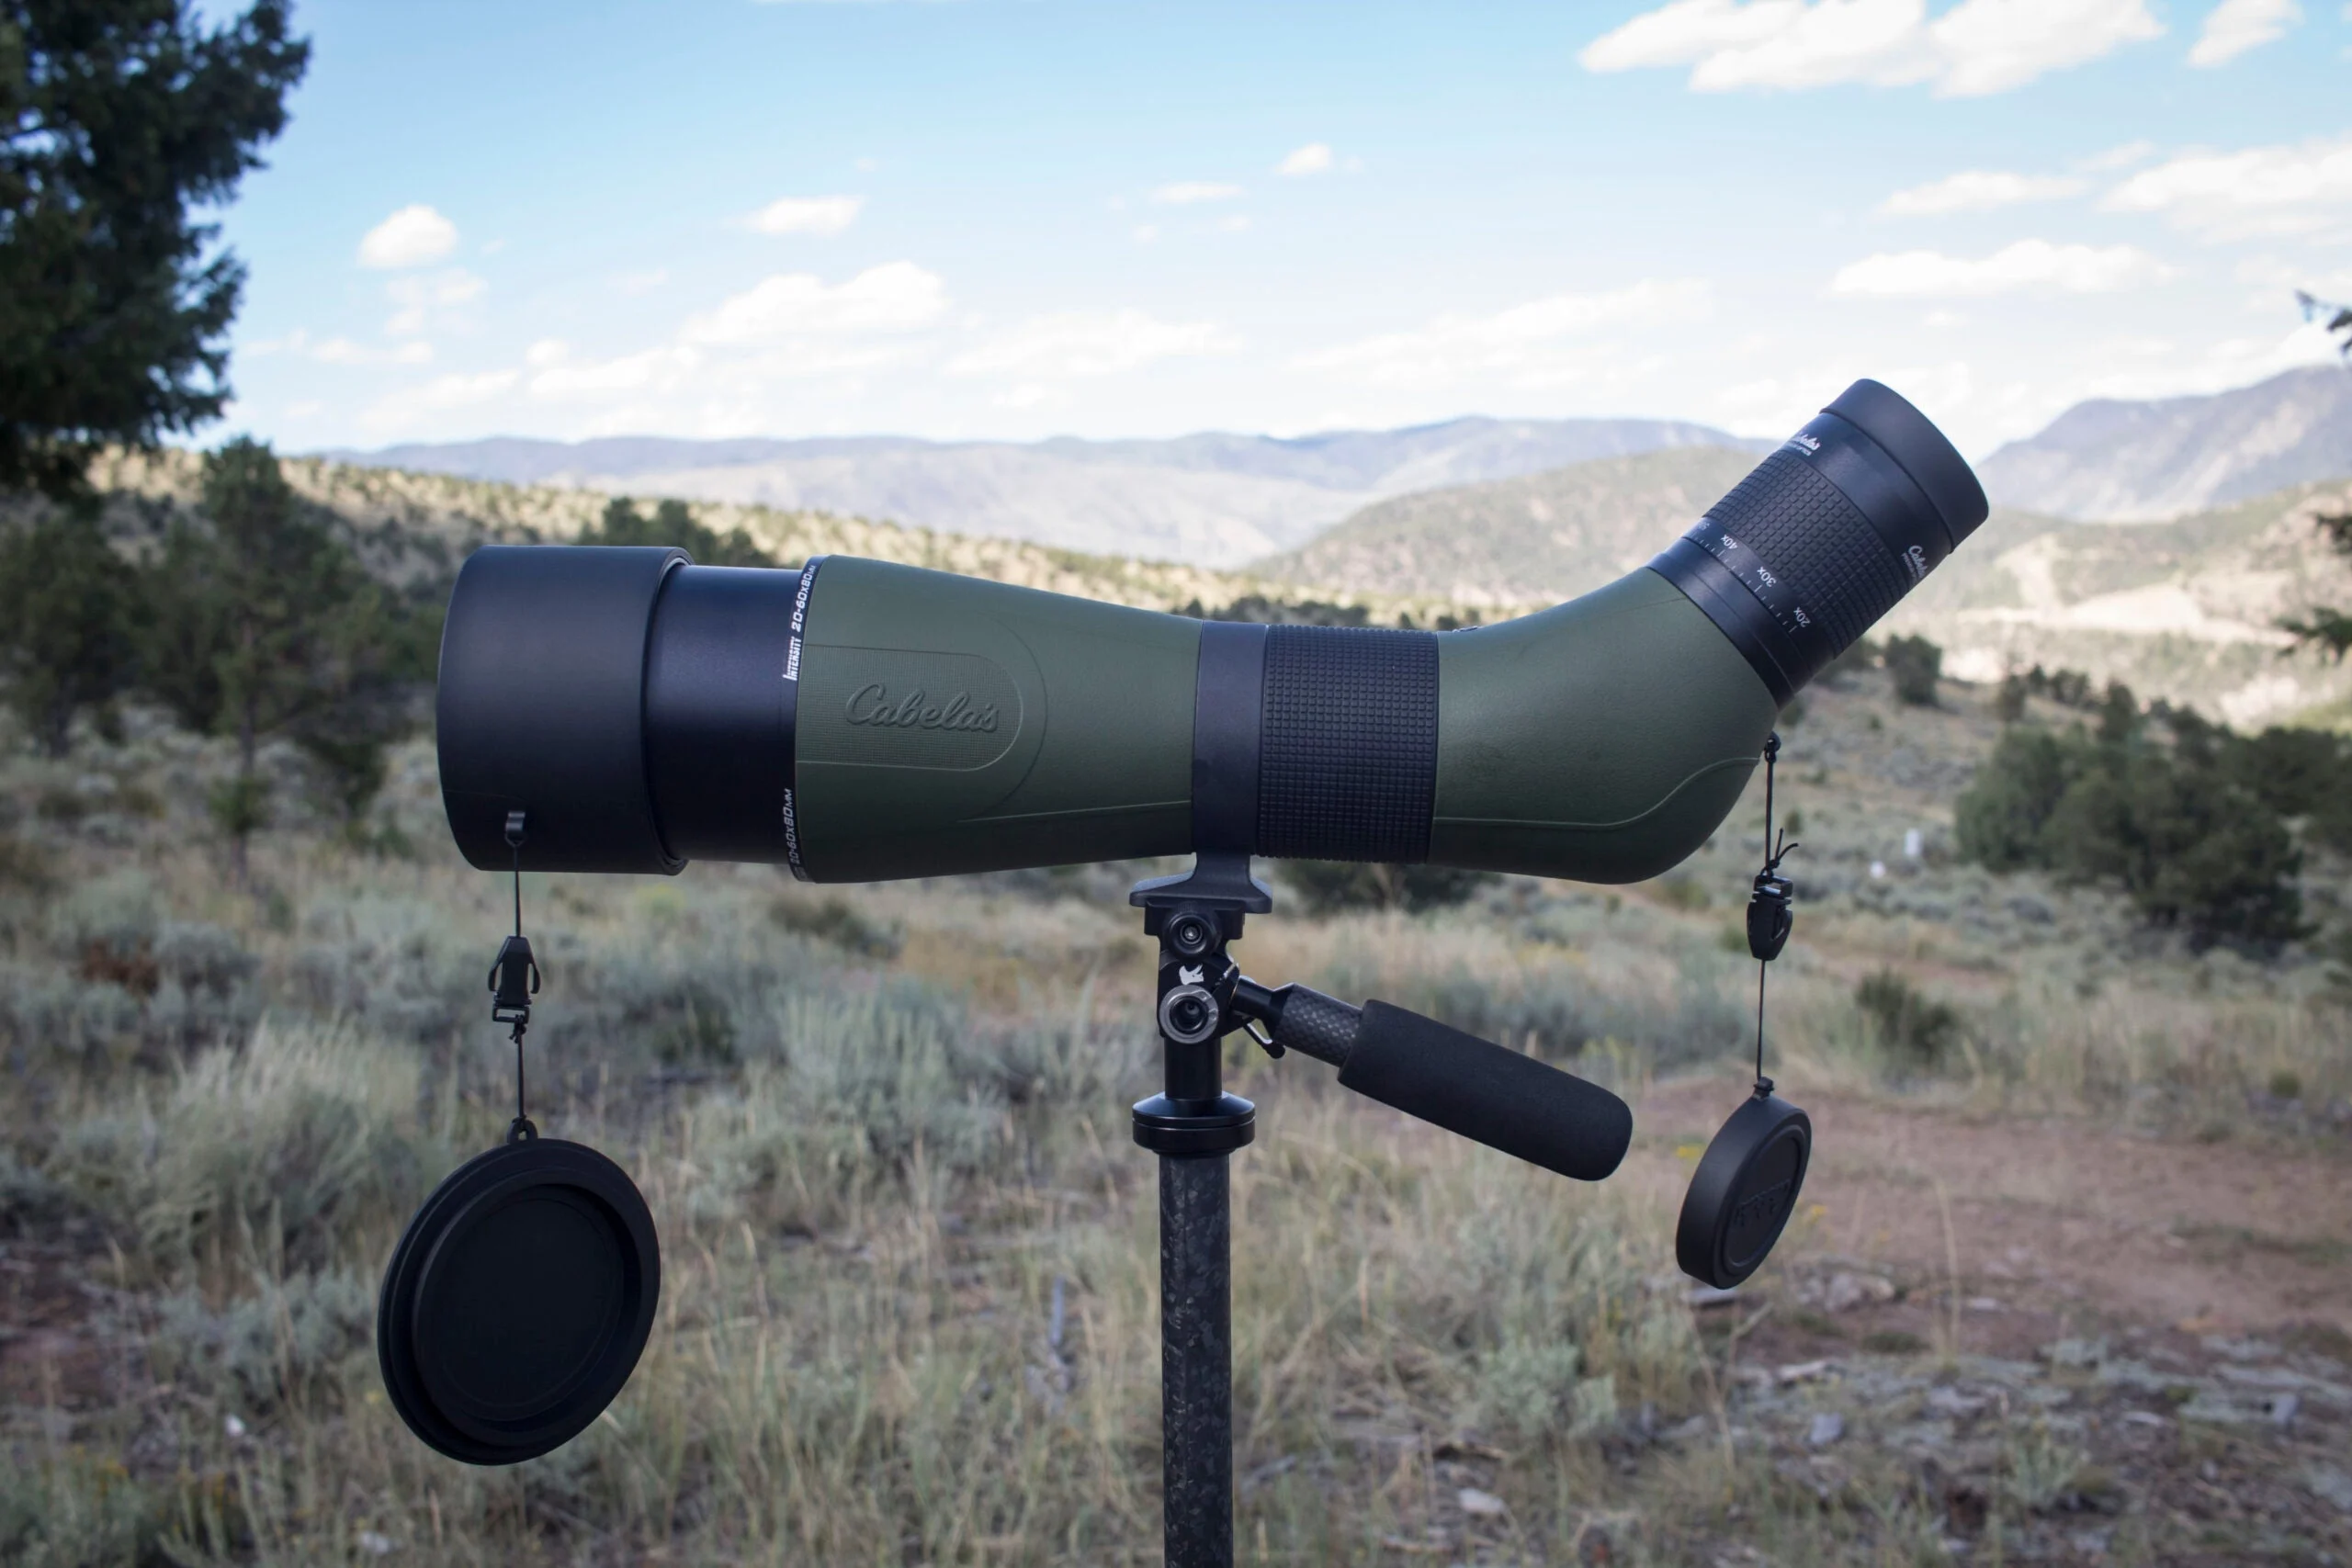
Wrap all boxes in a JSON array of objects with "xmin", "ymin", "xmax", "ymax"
[{"xmin": 213, "ymin": 0, "xmax": 2352, "ymax": 457}]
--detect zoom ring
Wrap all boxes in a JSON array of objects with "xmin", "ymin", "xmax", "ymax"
[{"xmin": 1686, "ymin": 448, "xmax": 1917, "ymax": 665}]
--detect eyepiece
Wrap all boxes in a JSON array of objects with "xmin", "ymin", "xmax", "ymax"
[{"xmin": 1649, "ymin": 379, "xmax": 1987, "ymax": 705}]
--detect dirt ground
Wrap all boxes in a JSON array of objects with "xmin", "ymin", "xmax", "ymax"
[{"xmin": 1631, "ymin": 1074, "xmax": 2352, "ymax": 1345}]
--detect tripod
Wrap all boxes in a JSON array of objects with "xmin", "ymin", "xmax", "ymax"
[
  {"xmin": 1127, "ymin": 852, "xmax": 1634, "ymax": 1565},
  {"xmin": 1128, "ymin": 853, "xmax": 1268, "ymax": 1566}
]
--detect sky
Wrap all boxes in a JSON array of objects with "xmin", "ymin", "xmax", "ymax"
[{"xmin": 210, "ymin": 0, "xmax": 2352, "ymax": 459}]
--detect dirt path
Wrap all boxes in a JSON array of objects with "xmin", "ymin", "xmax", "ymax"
[{"xmin": 1629, "ymin": 1073, "xmax": 2352, "ymax": 1340}]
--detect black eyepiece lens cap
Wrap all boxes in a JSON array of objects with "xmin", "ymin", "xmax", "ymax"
[
  {"xmin": 379, "ymin": 1139, "xmax": 661, "ymax": 1465},
  {"xmin": 1676, "ymin": 1092, "xmax": 1812, "ymax": 1290}
]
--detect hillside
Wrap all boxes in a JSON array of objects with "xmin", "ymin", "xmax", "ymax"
[
  {"xmin": 67, "ymin": 447, "xmax": 1286, "ymax": 616},
  {"xmin": 1977, "ymin": 364, "xmax": 2352, "ymax": 521},
  {"xmin": 1887, "ymin": 477, "xmax": 2352, "ymax": 726},
  {"xmin": 322, "ymin": 416, "xmax": 1767, "ymax": 568},
  {"xmin": 1252, "ymin": 444, "xmax": 2352, "ymax": 726},
  {"xmin": 1255, "ymin": 445, "xmax": 1761, "ymax": 607}
]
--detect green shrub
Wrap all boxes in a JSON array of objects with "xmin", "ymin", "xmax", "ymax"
[
  {"xmin": 1883, "ymin": 634, "xmax": 1941, "ymax": 706},
  {"xmin": 770, "ymin": 893, "xmax": 902, "ymax": 959},
  {"xmin": 153, "ymin": 1266, "xmax": 375, "ymax": 1412},
  {"xmin": 1954, "ymin": 720, "xmax": 2307, "ymax": 947},
  {"xmin": 1855, "ymin": 969, "xmax": 1962, "ymax": 1067},
  {"xmin": 1954, "ymin": 727, "xmax": 2071, "ymax": 872},
  {"xmin": 54, "ymin": 1022, "xmax": 429, "ymax": 1278}
]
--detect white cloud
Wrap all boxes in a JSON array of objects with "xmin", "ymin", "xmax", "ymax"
[
  {"xmin": 744, "ymin": 195, "xmax": 865, "ymax": 236},
  {"xmin": 2188, "ymin": 0, "xmax": 2301, "ymax": 65},
  {"xmin": 314, "ymin": 336, "xmax": 435, "ymax": 367},
  {"xmin": 1132, "ymin": 223, "xmax": 1160, "ymax": 243},
  {"xmin": 1881, "ymin": 169, "xmax": 2086, "ymax": 214},
  {"xmin": 613, "ymin": 268, "xmax": 671, "ymax": 296},
  {"xmin": 1830, "ymin": 238, "xmax": 2174, "ymax": 295},
  {"xmin": 946, "ymin": 310, "xmax": 1244, "ymax": 378},
  {"xmin": 2078, "ymin": 139, "xmax": 2157, "ymax": 171},
  {"xmin": 681, "ymin": 261, "xmax": 946, "ymax": 344},
  {"xmin": 360, "ymin": 370, "xmax": 519, "ymax": 434},
  {"xmin": 1931, "ymin": 0, "xmax": 2163, "ymax": 95},
  {"xmin": 530, "ymin": 344, "xmax": 703, "ymax": 399},
  {"xmin": 357, "ymin": 205, "xmax": 459, "ymax": 269},
  {"xmin": 2102, "ymin": 134, "xmax": 2352, "ymax": 239},
  {"xmin": 1218, "ymin": 213, "xmax": 1252, "ymax": 232},
  {"xmin": 1578, "ymin": 0, "xmax": 2162, "ymax": 97},
  {"xmin": 1277, "ymin": 142, "xmax": 1335, "ymax": 176},
  {"xmin": 1295, "ymin": 278, "xmax": 1711, "ymax": 388},
  {"xmin": 249, "ymin": 329, "xmax": 433, "ymax": 367},
  {"xmin": 385, "ymin": 268, "xmax": 487, "ymax": 336},
  {"xmin": 1150, "ymin": 181, "xmax": 1243, "ymax": 205}
]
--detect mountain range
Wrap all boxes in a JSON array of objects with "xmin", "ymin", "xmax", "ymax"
[
  {"xmin": 322, "ymin": 418, "xmax": 1767, "ymax": 568},
  {"xmin": 326, "ymin": 365, "xmax": 2352, "ymax": 566},
  {"xmin": 1974, "ymin": 365, "xmax": 2352, "ymax": 521}
]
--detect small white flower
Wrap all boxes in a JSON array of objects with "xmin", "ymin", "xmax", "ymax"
[{"xmin": 222, "ymin": 1414, "xmax": 247, "ymax": 1439}]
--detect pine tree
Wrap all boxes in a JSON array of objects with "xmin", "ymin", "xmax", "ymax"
[
  {"xmin": 0, "ymin": 505, "xmax": 137, "ymax": 753},
  {"xmin": 142, "ymin": 439, "xmax": 403, "ymax": 881},
  {"xmin": 1, "ymin": 1, "xmax": 309, "ymax": 497}
]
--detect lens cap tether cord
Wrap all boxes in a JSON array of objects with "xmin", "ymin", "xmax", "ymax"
[
  {"xmin": 490, "ymin": 810, "xmax": 540, "ymax": 1144},
  {"xmin": 378, "ymin": 811, "xmax": 662, "ymax": 1465},
  {"xmin": 1676, "ymin": 733, "xmax": 1815, "ymax": 1291}
]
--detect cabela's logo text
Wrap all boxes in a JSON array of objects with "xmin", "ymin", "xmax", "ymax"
[{"xmin": 844, "ymin": 683, "xmax": 1001, "ymax": 733}]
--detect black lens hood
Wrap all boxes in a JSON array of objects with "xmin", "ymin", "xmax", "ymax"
[
  {"xmin": 1675, "ymin": 1091, "xmax": 1811, "ymax": 1290},
  {"xmin": 379, "ymin": 1138, "xmax": 661, "ymax": 1465}
]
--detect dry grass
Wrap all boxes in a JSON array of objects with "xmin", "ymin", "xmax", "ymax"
[{"xmin": 3, "ymin": 695, "xmax": 2349, "ymax": 1563}]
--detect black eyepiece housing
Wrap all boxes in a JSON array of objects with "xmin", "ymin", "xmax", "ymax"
[{"xmin": 1649, "ymin": 378, "xmax": 1987, "ymax": 705}]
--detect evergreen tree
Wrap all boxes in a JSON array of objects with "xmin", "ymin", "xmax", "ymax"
[
  {"xmin": 1, "ymin": 1, "xmax": 309, "ymax": 496},
  {"xmin": 2279, "ymin": 297, "xmax": 2352, "ymax": 660},
  {"xmin": 581, "ymin": 495, "xmax": 777, "ymax": 568},
  {"xmin": 142, "ymin": 439, "xmax": 406, "ymax": 879},
  {"xmin": 1955, "ymin": 714, "xmax": 2307, "ymax": 949},
  {"xmin": 0, "ymin": 505, "xmax": 137, "ymax": 753}
]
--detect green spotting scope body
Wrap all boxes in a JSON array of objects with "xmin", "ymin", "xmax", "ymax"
[
  {"xmin": 436, "ymin": 379, "xmax": 1988, "ymax": 885},
  {"xmin": 787, "ymin": 559, "xmax": 1764, "ymax": 883}
]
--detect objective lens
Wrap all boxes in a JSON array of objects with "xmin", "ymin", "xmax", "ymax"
[{"xmin": 1650, "ymin": 379, "xmax": 1988, "ymax": 705}]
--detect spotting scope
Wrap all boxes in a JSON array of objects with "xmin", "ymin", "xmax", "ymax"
[{"xmin": 437, "ymin": 380, "xmax": 1986, "ymax": 883}]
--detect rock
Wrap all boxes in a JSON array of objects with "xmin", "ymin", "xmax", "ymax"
[
  {"xmin": 2121, "ymin": 1410, "xmax": 2168, "ymax": 1428},
  {"xmin": 358, "ymin": 1532, "xmax": 395, "ymax": 1557},
  {"xmin": 1778, "ymin": 1359, "xmax": 1836, "ymax": 1384},
  {"xmin": 2045, "ymin": 1337, "xmax": 2107, "ymax": 1369},
  {"xmin": 1964, "ymin": 1296, "xmax": 2004, "ymax": 1314},
  {"xmin": 1686, "ymin": 1285, "xmax": 1742, "ymax": 1309},
  {"xmin": 1825, "ymin": 1272, "xmax": 1896, "ymax": 1313},
  {"xmin": 1807, "ymin": 1412, "xmax": 1846, "ymax": 1448},
  {"xmin": 1457, "ymin": 1487, "xmax": 1508, "ymax": 1517},
  {"xmin": 2307, "ymin": 1465, "xmax": 2352, "ymax": 1514},
  {"xmin": 1927, "ymin": 1387, "xmax": 1988, "ymax": 1418},
  {"xmin": 2271, "ymin": 1393, "xmax": 2301, "ymax": 1428}
]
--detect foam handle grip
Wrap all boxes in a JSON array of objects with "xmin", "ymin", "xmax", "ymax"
[{"xmin": 1337, "ymin": 1001, "xmax": 1634, "ymax": 1182}]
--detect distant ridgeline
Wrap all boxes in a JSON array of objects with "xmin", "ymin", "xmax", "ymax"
[
  {"xmin": 1260, "ymin": 446, "xmax": 2352, "ymax": 730},
  {"xmin": 56, "ymin": 447, "xmax": 1488, "ymax": 630}
]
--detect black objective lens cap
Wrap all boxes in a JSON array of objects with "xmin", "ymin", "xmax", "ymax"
[
  {"xmin": 1824, "ymin": 380, "xmax": 1989, "ymax": 550},
  {"xmin": 1676, "ymin": 1091, "xmax": 1812, "ymax": 1290},
  {"xmin": 379, "ymin": 1138, "xmax": 661, "ymax": 1465}
]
